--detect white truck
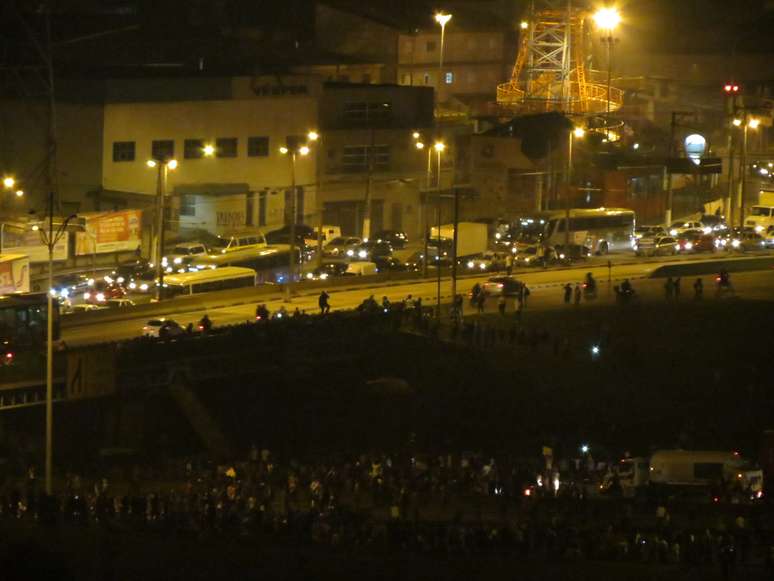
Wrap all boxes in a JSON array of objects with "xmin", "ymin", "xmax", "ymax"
[
  {"xmin": 429, "ymin": 222, "xmax": 489, "ymax": 259},
  {"xmin": 602, "ymin": 450, "xmax": 763, "ymax": 498},
  {"xmin": 0, "ymin": 254, "xmax": 30, "ymax": 295},
  {"xmin": 745, "ymin": 190, "xmax": 774, "ymax": 233}
]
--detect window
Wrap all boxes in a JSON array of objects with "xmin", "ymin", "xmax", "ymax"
[
  {"xmin": 216, "ymin": 137, "xmax": 238, "ymax": 158},
  {"xmin": 248, "ymin": 136, "xmax": 269, "ymax": 157},
  {"xmin": 112, "ymin": 141, "xmax": 135, "ymax": 162},
  {"xmin": 426, "ymin": 41, "xmax": 436, "ymax": 52},
  {"xmin": 151, "ymin": 140, "xmax": 174, "ymax": 161},
  {"xmin": 341, "ymin": 145, "xmax": 390, "ymax": 172},
  {"xmin": 179, "ymin": 194, "xmax": 196, "ymax": 217},
  {"xmin": 343, "ymin": 101, "xmax": 393, "ymax": 123},
  {"xmin": 184, "ymin": 139, "xmax": 204, "ymax": 159},
  {"xmin": 445, "ymin": 71, "xmax": 454, "ymax": 84}
]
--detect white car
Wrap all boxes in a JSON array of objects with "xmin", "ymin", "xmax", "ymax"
[
  {"xmin": 668, "ymin": 220, "xmax": 705, "ymax": 236},
  {"xmin": 164, "ymin": 242, "xmax": 209, "ymax": 270}
]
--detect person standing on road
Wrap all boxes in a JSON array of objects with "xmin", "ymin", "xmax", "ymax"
[
  {"xmin": 563, "ymin": 283, "xmax": 572, "ymax": 304},
  {"xmin": 573, "ymin": 283, "xmax": 582, "ymax": 305},
  {"xmin": 664, "ymin": 277, "xmax": 674, "ymax": 301},
  {"xmin": 693, "ymin": 278, "xmax": 703, "ymax": 300},
  {"xmin": 476, "ymin": 291, "xmax": 486, "ymax": 314},
  {"xmin": 498, "ymin": 295, "xmax": 507, "ymax": 316},
  {"xmin": 318, "ymin": 291, "xmax": 330, "ymax": 315},
  {"xmin": 505, "ymin": 254, "xmax": 514, "ymax": 276}
]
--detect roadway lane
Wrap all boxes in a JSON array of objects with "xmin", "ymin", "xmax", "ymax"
[{"xmin": 62, "ymin": 257, "xmax": 774, "ymax": 346}]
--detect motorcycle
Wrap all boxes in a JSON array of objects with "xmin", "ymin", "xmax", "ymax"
[{"xmin": 582, "ymin": 281, "xmax": 597, "ymax": 300}]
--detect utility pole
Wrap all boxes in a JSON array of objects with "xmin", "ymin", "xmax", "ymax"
[
  {"xmin": 664, "ymin": 111, "xmax": 696, "ymax": 226},
  {"xmin": 361, "ymin": 106, "xmax": 375, "ymax": 240}
]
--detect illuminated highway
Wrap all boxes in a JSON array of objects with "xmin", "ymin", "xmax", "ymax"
[{"xmin": 61, "ymin": 256, "xmax": 774, "ymax": 346}]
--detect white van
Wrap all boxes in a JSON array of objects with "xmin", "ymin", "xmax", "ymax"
[
  {"xmin": 303, "ymin": 225, "xmax": 342, "ymax": 248},
  {"xmin": 344, "ymin": 261, "xmax": 378, "ymax": 276},
  {"xmin": 211, "ymin": 231, "xmax": 267, "ymax": 254},
  {"xmin": 745, "ymin": 205, "xmax": 774, "ymax": 233}
]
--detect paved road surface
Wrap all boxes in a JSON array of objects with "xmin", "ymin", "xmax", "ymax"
[{"xmin": 62, "ymin": 256, "xmax": 774, "ymax": 346}]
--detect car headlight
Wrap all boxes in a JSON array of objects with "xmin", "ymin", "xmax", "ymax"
[
  {"xmin": 480, "ymin": 263, "xmax": 486, "ymax": 270},
  {"xmin": 674, "ymin": 245, "xmax": 680, "ymax": 251},
  {"xmin": 755, "ymin": 225, "xmax": 764, "ymax": 232},
  {"xmin": 129, "ymin": 282, "xmax": 137, "ymax": 289},
  {"xmin": 346, "ymin": 249, "xmax": 354, "ymax": 257},
  {"xmin": 306, "ymin": 272, "xmax": 314, "ymax": 279},
  {"xmin": 358, "ymin": 250, "xmax": 367, "ymax": 258},
  {"xmin": 320, "ymin": 273, "xmax": 328, "ymax": 280},
  {"xmin": 61, "ymin": 288, "xmax": 69, "ymax": 298},
  {"xmin": 84, "ymin": 292, "xmax": 91, "ymax": 300},
  {"xmin": 703, "ymin": 227, "xmax": 712, "ymax": 234},
  {"xmin": 731, "ymin": 239, "xmax": 740, "ymax": 248},
  {"xmin": 467, "ymin": 260, "xmax": 475, "ymax": 268},
  {"xmin": 670, "ymin": 229, "xmax": 678, "ymax": 236},
  {"xmin": 174, "ymin": 257, "xmax": 183, "ymax": 264},
  {"xmin": 524, "ymin": 257, "xmax": 531, "ymax": 263},
  {"xmin": 684, "ymin": 242, "xmax": 693, "ymax": 250},
  {"xmin": 116, "ymin": 276, "xmax": 125, "ymax": 284},
  {"xmin": 140, "ymin": 283, "xmax": 149, "ymax": 291},
  {"xmin": 96, "ymin": 293, "xmax": 105, "ymax": 302}
]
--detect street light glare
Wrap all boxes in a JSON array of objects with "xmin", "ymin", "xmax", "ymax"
[
  {"xmin": 146, "ymin": 160, "xmax": 157, "ymax": 168},
  {"xmin": 203, "ymin": 144, "xmax": 215, "ymax": 157},
  {"xmin": 415, "ymin": 141, "xmax": 425, "ymax": 150},
  {"xmin": 412, "ymin": 131, "xmax": 421, "ymax": 140},
  {"xmin": 434, "ymin": 142, "xmax": 446, "ymax": 152},
  {"xmin": 732, "ymin": 118, "xmax": 742, "ymax": 127},
  {"xmin": 749, "ymin": 118, "xmax": 760, "ymax": 129},
  {"xmin": 299, "ymin": 145, "xmax": 310, "ymax": 156},
  {"xmin": 167, "ymin": 159, "xmax": 178, "ymax": 170},
  {"xmin": 434, "ymin": 12, "xmax": 452, "ymax": 27},
  {"xmin": 520, "ymin": 21, "xmax": 529, "ymax": 30},
  {"xmin": 15, "ymin": 189, "xmax": 24, "ymax": 197},
  {"xmin": 279, "ymin": 146, "xmax": 289, "ymax": 154},
  {"xmin": 593, "ymin": 7, "xmax": 621, "ymax": 31},
  {"xmin": 2, "ymin": 176, "xmax": 15, "ymax": 189},
  {"xmin": 573, "ymin": 127, "xmax": 586, "ymax": 138},
  {"xmin": 307, "ymin": 131, "xmax": 319, "ymax": 141}
]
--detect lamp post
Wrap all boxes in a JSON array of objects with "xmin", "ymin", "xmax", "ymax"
[
  {"xmin": 566, "ymin": 127, "xmax": 585, "ymax": 249},
  {"xmin": 433, "ymin": 141, "xmax": 445, "ymax": 318},
  {"xmin": 147, "ymin": 158, "xmax": 177, "ymax": 301},
  {"xmin": 739, "ymin": 116, "xmax": 759, "ymax": 227},
  {"xmin": 36, "ymin": 191, "xmax": 78, "ymax": 496},
  {"xmin": 280, "ymin": 131, "xmax": 317, "ymax": 301},
  {"xmin": 414, "ymin": 134, "xmax": 434, "ymax": 277},
  {"xmin": 434, "ymin": 12, "xmax": 452, "ymax": 108},
  {"xmin": 593, "ymin": 7, "xmax": 620, "ymax": 141}
]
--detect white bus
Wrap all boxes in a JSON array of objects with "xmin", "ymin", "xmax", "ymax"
[
  {"xmin": 162, "ymin": 266, "xmax": 256, "ymax": 298},
  {"xmin": 541, "ymin": 208, "xmax": 636, "ymax": 254}
]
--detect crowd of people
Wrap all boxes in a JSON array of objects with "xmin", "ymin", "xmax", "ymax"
[{"xmin": 0, "ymin": 448, "xmax": 770, "ymax": 578}]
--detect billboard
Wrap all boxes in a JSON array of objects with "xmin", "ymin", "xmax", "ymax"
[
  {"xmin": 75, "ymin": 210, "xmax": 142, "ymax": 255},
  {"xmin": 1, "ymin": 229, "xmax": 68, "ymax": 263},
  {"xmin": 0, "ymin": 255, "xmax": 31, "ymax": 294}
]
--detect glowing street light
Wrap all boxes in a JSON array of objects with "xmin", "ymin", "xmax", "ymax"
[
  {"xmin": 15, "ymin": 189, "xmax": 24, "ymax": 197},
  {"xmin": 434, "ymin": 12, "xmax": 452, "ymax": 27},
  {"xmin": 3, "ymin": 176, "xmax": 15, "ymax": 189},
  {"xmin": 748, "ymin": 118, "xmax": 760, "ymax": 129},
  {"xmin": 307, "ymin": 130, "xmax": 319, "ymax": 142},
  {"xmin": 573, "ymin": 126, "xmax": 586, "ymax": 139},
  {"xmin": 434, "ymin": 141, "xmax": 446, "ymax": 153},
  {"xmin": 520, "ymin": 21, "xmax": 529, "ymax": 30},
  {"xmin": 593, "ymin": 7, "xmax": 621, "ymax": 31},
  {"xmin": 298, "ymin": 145, "xmax": 310, "ymax": 156},
  {"xmin": 412, "ymin": 131, "xmax": 421, "ymax": 140},
  {"xmin": 434, "ymin": 12, "xmax": 452, "ymax": 106},
  {"xmin": 415, "ymin": 141, "xmax": 425, "ymax": 150},
  {"xmin": 203, "ymin": 144, "xmax": 215, "ymax": 157},
  {"xmin": 733, "ymin": 118, "xmax": 742, "ymax": 127}
]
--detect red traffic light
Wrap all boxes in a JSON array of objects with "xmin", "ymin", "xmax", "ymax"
[{"xmin": 724, "ymin": 84, "xmax": 740, "ymax": 93}]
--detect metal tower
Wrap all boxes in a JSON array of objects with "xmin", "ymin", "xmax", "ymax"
[{"xmin": 497, "ymin": 0, "xmax": 622, "ymax": 115}]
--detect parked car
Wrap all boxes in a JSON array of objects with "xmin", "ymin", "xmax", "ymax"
[
  {"xmin": 164, "ymin": 242, "xmax": 209, "ymax": 268},
  {"xmin": 727, "ymin": 229, "xmax": 768, "ymax": 252},
  {"xmin": 465, "ymin": 251, "xmax": 508, "ymax": 272},
  {"xmin": 324, "ymin": 236, "xmax": 362, "ymax": 257},
  {"xmin": 634, "ymin": 235, "xmax": 678, "ymax": 256},
  {"xmin": 678, "ymin": 233, "xmax": 717, "ymax": 253},
  {"xmin": 306, "ymin": 261, "xmax": 349, "ymax": 280},
  {"xmin": 371, "ymin": 230, "xmax": 408, "ymax": 249}
]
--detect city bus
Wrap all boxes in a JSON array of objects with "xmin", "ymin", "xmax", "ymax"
[
  {"xmin": 194, "ymin": 245, "xmax": 299, "ymax": 284},
  {"xmin": 539, "ymin": 208, "xmax": 636, "ymax": 254},
  {"xmin": 0, "ymin": 292, "xmax": 60, "ymax": 346},
  {"xmin": 161, "ymin": 267, "xmax": 256, "ymax": 298}
]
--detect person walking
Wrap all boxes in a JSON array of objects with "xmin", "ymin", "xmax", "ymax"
[
  {"xmin": 498, "ymin": 295, "xmax": 507, "ymax": 316},
  {"xmin": 573, "ymin": 283, "xmax": 582, "ymax": 305},
  {"xmin": 563, "ymin": 283, "xmax": 572, "ymax": 304},
  {"xmin": 318, "ymin": 291, "xmax": 330, "ymax": 315}
]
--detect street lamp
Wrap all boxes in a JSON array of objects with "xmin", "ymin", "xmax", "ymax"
[
  {"xmin": 280, "ymin": 132, "xmax": 317, "ymax": 300},
  {"xmin": 414, "ymin": 133, "xmax": 434, "ymax": 277},
  {"xmin": 737, "ymin": 116, "xmax": 759, "ymax": 226},
  {"xmin": 2, "ymin": 176, "xmax": 15, "ymax": 190},
  {"xmin": 566, "ymin": 127, "xmax": 585, "ymax": 249},
  {"xmin": 147, "ymin": 158, "xmax": 177, "ymax": 301},
  {"xmin": 35, "ymin": 192, "xmax": 79, "ymax": 496},
  {"xmin": 434, "ymin": 12, "xmax": 452, "ymax": 108},
  {"xmin": 433, "ymin": 141, "xmax": 445, "ymax": 317},
  {"xmin": 203, "ymin": 144, "xmax": 215, "ymax": 157},
  {"xmin": 594, "ymin": 7, "xmax": 620, "ymax": 140}
]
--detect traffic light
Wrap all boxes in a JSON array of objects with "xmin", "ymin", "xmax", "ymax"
[{"xmin": 724, "ymin": 83, "xmax": 740, "ymax": 94}]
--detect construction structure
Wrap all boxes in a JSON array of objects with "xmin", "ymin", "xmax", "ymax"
[{"xmin": 497, "ymin": 0, "xmax": 623, "ymax": 117}]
